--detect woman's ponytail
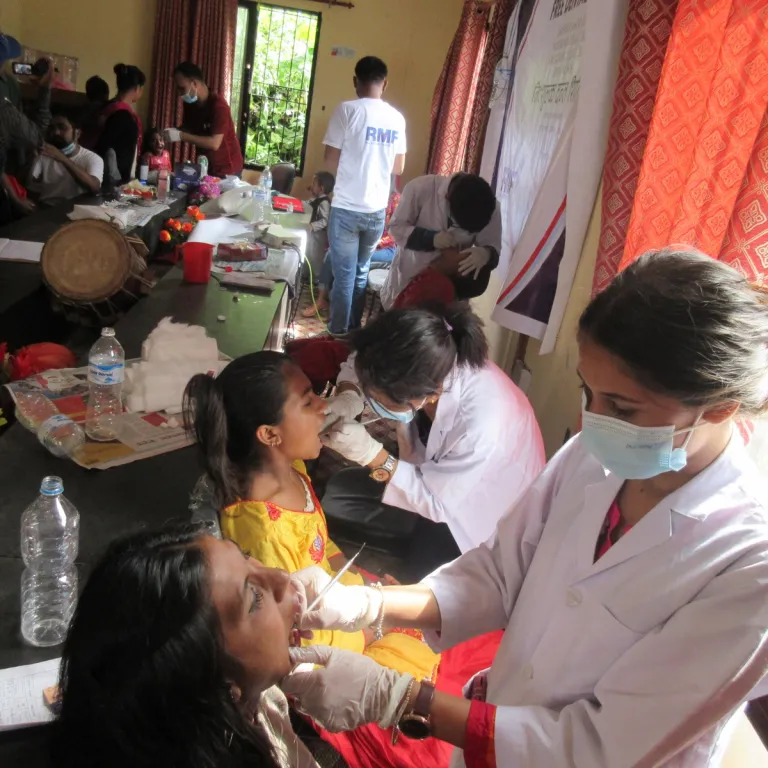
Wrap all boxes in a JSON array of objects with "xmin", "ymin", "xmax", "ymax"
[
  {"xmin": 183, "ymin": 374, "xmax": 240, "ymax": 508},
  {"xmin": 443, "ymin": 303, "xmax": 488, "ymax": 370}
]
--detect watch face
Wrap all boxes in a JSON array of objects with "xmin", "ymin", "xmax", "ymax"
[
  {"xmin": 370, "ymin": 467, "xmax": 391, "ymax": 482},
  {"xmin": 399, "ymin": 714, "xmax": 431, "ymax": 740}
]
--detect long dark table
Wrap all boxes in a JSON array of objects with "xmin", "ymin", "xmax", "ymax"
[
  {"xmin": 0, "ymin": 246, "xmax": 289, "ymax": 764},
  {"xmin": 0, "ymin": 193, "xmax": 187, "ymax": 349}
]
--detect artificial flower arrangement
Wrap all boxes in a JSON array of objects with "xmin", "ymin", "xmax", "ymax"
[
  {"xmin": 189, "ymin": 176, "xmax": 222, "ymax": 207},
  {"xmin": 158, "ymin": 206, "xmax": 207, "ymax": 255}
]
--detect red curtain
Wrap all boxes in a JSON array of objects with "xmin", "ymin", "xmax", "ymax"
[
  {"xmin": 427, "ymin": 0, "xmax": 517, "ymax": 176},
  {"xmin": 595, "ymin": 0, "xmax": 768, "ymax": 293},
  {"xmin": 149, "ymin": 0, "xmax": 237, "ymax": 162}
]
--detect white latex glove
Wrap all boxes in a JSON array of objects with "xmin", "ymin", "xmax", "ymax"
[
  {"xmin": 321, "ymin": 419, "xmax": 382, "ymax": 466},
  {"xmin": 164, "ymin": 127, "xmax": 182, "ymax": 143},
  {"xmin": 433, "ymin": 229, "xmax": 459, "ymax": 250},
  {"xmin": 458, "ymin": 245, "xmax": 491, "ymax": 278},
  {"xmin": 322, "ymin": 389, "xmax": 365, "ymax": 431},
  {"xmin": 282, "ymin": 645, "xmax": 413, "ymax": 732},
  {"xmin": 292, "ymin": 565, "xmax": 381, "ymax": 631}
]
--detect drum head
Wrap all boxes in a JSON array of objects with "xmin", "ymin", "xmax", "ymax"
[{"xmin": 42, "ymin": 219, "xmax": 134, "ymax": 302}]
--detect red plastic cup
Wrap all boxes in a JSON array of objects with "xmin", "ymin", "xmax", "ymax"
[{"xmin": 182, "ymin": 242, "xmax": 213, "ymax": 284}]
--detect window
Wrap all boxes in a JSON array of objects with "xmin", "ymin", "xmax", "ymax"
[{"xmin": 232, "ymin": 2, "xmax": 321, "ymax": 175}]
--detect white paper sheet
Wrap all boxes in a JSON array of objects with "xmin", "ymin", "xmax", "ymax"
[
  {"xmin": 0, "ymin": 658, "xmax": 60, "ymax": 731},
  {"xmin": 187, "ymin": 217, "xmax": 254, "ymax": 245},
  {"xmin": 0, "ymin": 239, "xmax": 44, "ymax": 263}
]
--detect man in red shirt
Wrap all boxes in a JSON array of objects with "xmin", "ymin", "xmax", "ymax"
[{"xmin": 164, "ymin": 61, "xmax": 243, "ymax": 178}]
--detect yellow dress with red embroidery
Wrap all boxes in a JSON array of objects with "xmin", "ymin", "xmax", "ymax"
[{"xmin": 221, "ymin": 460, "xmax": 440, "ymax": 680}]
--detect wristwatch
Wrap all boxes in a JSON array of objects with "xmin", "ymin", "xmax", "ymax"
[
  {"xmin": 370, "ymin": 453, "xmax": 397, "ymax": 483},
  {"xmin": 398, "ymin": 680, "xmax": 435, "ymax": 740}
]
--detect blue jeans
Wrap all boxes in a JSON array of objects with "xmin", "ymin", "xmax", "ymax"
[
  {"xmin": 328, "ymin": 207, "xmax": 386, "ymax": 334},
  {"xmin": 320, "ymin": 245, "xmax": 395, "ymax": 291}
]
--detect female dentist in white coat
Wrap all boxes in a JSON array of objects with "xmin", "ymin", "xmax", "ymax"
[
  {"xmin": 284, "ymin": 249, "xmax": 768, "ymax": 767},
  {"xmin": 319, "ymin": 302, "xmax": 545, "ymax": 576}
]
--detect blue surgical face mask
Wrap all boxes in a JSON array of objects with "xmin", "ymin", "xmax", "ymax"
[
  {"xmin": 61, "ymin": 142, "xmax": 77, "ymax": 157},
  {"xmin": 181, "ymin": 85, "xmax": 198, "ymax": 104},
  {"xmin": 580, "ymin": 396, "xmax": 703, "ymax": 480},
  {"xmin": 367, "ymin": 396, "xmax": 426, "ymax": 424}
]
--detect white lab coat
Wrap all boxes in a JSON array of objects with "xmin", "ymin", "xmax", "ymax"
[
  {"xmin": 337, "ymin": 355, "xmax": 545, "ymax": 552},
  {"xmin": 379, "ymin": 174, "xmax": 503, "ymax": 309},
  {"xmin": 422, "ymin": 434, "xmax": 768, "ymax": 767}
]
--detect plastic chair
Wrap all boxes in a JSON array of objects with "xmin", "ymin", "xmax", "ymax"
[{"xmin": 270, "ymin": 163, "xmax": 296, "ymax": 194}]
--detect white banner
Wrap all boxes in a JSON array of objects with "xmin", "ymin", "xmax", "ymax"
[{"xmin": 491, "ymin": 0, "xmax": 628, "ymax": 354}]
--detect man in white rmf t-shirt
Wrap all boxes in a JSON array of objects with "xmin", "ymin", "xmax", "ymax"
[
  {"xmin": 323, "ymin": 56, "xmax": 406, "ymax": 334},
  {"xmin": 28, "ymin": 109, "xmax": 103, "ymax": 207}
]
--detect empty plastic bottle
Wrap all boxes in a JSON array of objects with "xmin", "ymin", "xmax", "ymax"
[
  {"xmin": 85, "ymin": 327, "xmax": 125, "ymax": 442},
  {"xmin": 20, "ymin": 476, "xmax": 80, "ymax": 647},
  {"xmin": 15, "ymin": 392, "xmax": 85, "ymax": 459}
]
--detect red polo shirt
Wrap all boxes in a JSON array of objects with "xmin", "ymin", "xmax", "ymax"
[{"xmin": 181, "ymin": 93, "xmax": 243, "ymax": 177}]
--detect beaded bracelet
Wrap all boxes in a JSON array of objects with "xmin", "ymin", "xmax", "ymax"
[{"xmin": 371, "ymin": 582, "xmax": 385, "ymax": 641}]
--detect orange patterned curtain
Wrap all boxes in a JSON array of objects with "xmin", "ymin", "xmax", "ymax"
[
  {"xmin": 150, "ymin": 0, "xmax": 237, "ymax": 163},
  {"xmin": 596, "ymin": 0, "xmax": 768, "ymax": 291},
  {"xmin": 427, "ymin": 0, "xmax": 517, "ymax": 176}
]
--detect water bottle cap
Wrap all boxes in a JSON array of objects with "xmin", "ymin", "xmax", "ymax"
[
  {"xmin": 101, "ymin": 327, "xmax": 116, "ymax": 337},
  {"xmin": 40, "ymin": 476, "xmax": 64, "ymax": 496}
]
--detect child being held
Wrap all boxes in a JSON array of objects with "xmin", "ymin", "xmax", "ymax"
[{"xmin": 141, "ymin": 127, "xmax": 172, "ymax": 173}]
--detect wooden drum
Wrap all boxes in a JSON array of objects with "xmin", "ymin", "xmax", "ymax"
[{"xmin": 41, "ymin": 219, "xmax": 152, "ymax": 327}]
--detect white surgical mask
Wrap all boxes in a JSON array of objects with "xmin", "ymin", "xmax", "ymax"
[{"xmin": 580, "ymin": 395, "xmax": 703, "ymax": 480}]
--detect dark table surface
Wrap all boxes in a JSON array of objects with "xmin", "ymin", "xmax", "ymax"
[
  {"xmin": 0, "ymin": 194, "xmax": 187, "ymax": 349},
  {"xmin": 0, "ymin": 211, "xmax": 287, "ymax": 762}
]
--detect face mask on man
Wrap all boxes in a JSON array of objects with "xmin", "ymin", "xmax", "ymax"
[
  {"xmin": 49, "ymin": 134, "xmax": 77, "ymax": 156},
  {"xmin": 181, "ymin": 84, "xmax": 198, "ymax": 104},
  {"xmin": 579, "ymin": 394, "xmax": 704, "ymax": 480}
]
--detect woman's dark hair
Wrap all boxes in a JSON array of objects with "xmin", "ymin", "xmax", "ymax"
[
  {"xmin": 353, "ymin": 303, "xmax": 488, "ymax": 404},
  {"xmin": 143, "ymin": 126, "xmax": 162, "ymax": 155},
  {"xmin": 354, "ymin": 56, "xmax": 387, "ymax": 85},
  {"xmin": 175, "ymin": 61, "xmax": 206, "ymax": 82},
  {"xmin": 579, "ymin": 248, "xmax": 768, "ymax": 416},
  {"xmin": 184, "ymin": 352, "xmax": 292, "ymax": 507},
  {"xmin": 54, "ymin": 524, "xmax": 278, "ymax": 768},
  {"xmin": 447, "ymin": 173, "xmax": 497, "ymax": 233},
  {"xmin": 85, "ymin": 74, "xmax": 109, "ymax": 103},
  {"xmin": 314, "ymin": 170, "xmax": 335, "ymax": 195},
  {"xmin": 114, "ymin": 63, "xmax": 146, "ymax": 93}
]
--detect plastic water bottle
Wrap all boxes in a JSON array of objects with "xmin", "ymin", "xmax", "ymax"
[
  {"xmin": 15, "ymin": 392, "xmax": 85, "ymax": 459},
  {"xmin": 198, "ymin": 155, "xmax": 208, "ymax": 179},
  {"xmin": 139, "ymin": 162, "xmax": 149, "ymax": 184},
  {"xmin": 85, "ymin": 328, "xmax": 125, "ymax": 442},
  {"xmin": 261, "ymin": 167, "xmax": 272, "ymax": 195},
  {"xmin": 20, "ymin": 476, "xmax": 79, "ymax": 647},
  {"xmin": 250, "ymin": 186, "xmax": 266, "ymax": 224},
  {"xmin": 157, "ymin": 168, "xmax": 169, "ymax": 201}
]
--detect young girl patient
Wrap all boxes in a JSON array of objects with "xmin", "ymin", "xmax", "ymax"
[{"xmin": 184, "ymin": 351, "xmax": 439, "ymax": 681}]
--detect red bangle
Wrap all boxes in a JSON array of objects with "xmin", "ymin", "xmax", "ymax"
[{"xmin": 464, "ymin": 699, "xmax": 497, "ymax": 768}]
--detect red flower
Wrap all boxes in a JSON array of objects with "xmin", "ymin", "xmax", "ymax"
[
  {"xmin": 181, "ymin": 222, "xmax": 194, "ymax": 233},
  {"xmin": 186, "ymin": 205, "xmax": 200, "ymax": 217},
  {"xmin": 159, "ymin": 230, "xmax": 172, "ymax": 243},
  {"xmin": 266, "ymin": 502, "xmax": 282, "ymax": 522},
  {"xmin": 172, "ymin": 220, "xmax": 182, "ymax": 231},
  {"xmin": 164, "ymin": 218, "xmax": 175, "ymax": 227},
  {"xmin": 194, "ymin": 212, "xmax": 206, "ymax": 222}
]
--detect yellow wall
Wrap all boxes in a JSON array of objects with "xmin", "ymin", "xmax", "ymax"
[
  {"xmin": 0, "ymin": 0, "xmax": 24, "ymax": 39},
  {"xmin": 8, "ymin": 0, "xmax": 157, "ymax": 118},
  {"xmin": 241, "ymin": 0, "xmax": 464, "ymax": 189}
]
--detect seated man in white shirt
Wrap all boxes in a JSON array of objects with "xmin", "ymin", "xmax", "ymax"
[{"xmin": 29, "ymin": 109, "xmax": 103, "ymax": 206}]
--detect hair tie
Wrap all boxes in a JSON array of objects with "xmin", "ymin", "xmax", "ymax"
[{"xmin": 444, "ymin": 319, "xmax": 453, "ymax": 332}]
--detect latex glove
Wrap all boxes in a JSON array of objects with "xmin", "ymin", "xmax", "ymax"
[
  {"xmin": 322, "ymin": 389, "xmax": 365, "ymax": 431},
  {"xmin": 458, "ymin": 245, "xmax": 491, "ymax": 279},
  {"xmin": 321, "ymin": 419, "xmax": 382, "ymax": 466},
  {"xmin": 433, "ymin": 229, "xmax": 459, "ymax": 250},
  {"xmin": 164, "ymin": 127, "xmax": 182, "ymax": 143},
  {"xmin": 282, "ymin": 645, "xmax": 412, "ymax": 732},
  {"xmin": 292, "ymin": 565, "xmax": 381, "ymax": 631}
]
